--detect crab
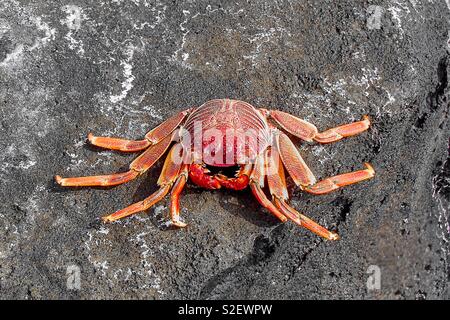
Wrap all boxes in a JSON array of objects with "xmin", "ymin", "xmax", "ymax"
[{"xmin": 55, "ymin": 99, "xmax": 375, "ymax": 240}]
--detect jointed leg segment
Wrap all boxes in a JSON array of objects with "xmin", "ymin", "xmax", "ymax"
[
  {"xmin": 267, "ymin": 109, "xmax": 371, "ymax": 144},
  {"xmin": 87, "ymin": 109, "xmax": 191, "ymax": 152},
  {"xmin": 169, "ymin": 165, "xmax": 189, "ymax": 227},
  {"xmin": 55, "ymin": 170, "xmax": 139, "ymax": 187},
  {"xmin": 88, "ymin": 133, "xmax": 150, "ymax": 152},
  {"xmin": 56, "ymin": 134, "xmax": 173, "ymax": 187},
  {"xmin": 249, "ymin": 152, "xmax": 288, "ymax": 222},
  {"xmin": 304, "ymin": 162, "xmax": 375, "ymax": 195},
  {"xmin": 264, "ymin": 147, "xmax": 339, "ymax": 240},
  {"xmin": 313, "ymin": 115, "xmax": 371, "ymax": 144},
  {"xmin": 102, "ymin": 143, "xmax": 186, "ymax": 222}
]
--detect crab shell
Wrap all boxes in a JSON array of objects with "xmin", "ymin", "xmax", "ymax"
[{"xmin": 180, "ymin": 99, "xmax": 271, "ymax": 167}]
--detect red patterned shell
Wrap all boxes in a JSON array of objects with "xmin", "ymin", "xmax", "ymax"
[{"xmin": 180, "ymin": 99, "xmax": 271, "ymax": 166}]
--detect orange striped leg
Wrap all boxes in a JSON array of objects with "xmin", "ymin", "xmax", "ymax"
[
  {"xmin": 250, "ymin": 183, "xmax": 288, "ymax": 222},
  {"xmin": 304, "ymin": 163, "xmax": 375, "ymax": 195},
  {"xmin": 275, "ymin": 131, "xmax": 317, "ymax": 187},
  {"xmin": 249, "ymin": 151, "xmax": 287, "ymax": 222},
  {"xmin": 169, "ymin": 165, "xmax": 189, "ymax": 227},
  {"xmin": 145, "ymin": 109, "xmax": 192, "ymax": 144},
  {"xmin": 273, "ymin": 198, "xmax": 340, "ymax": 241},
  {"xmin": 87, "ymin": 109, "xmax": 191, "ymax": 152},
  {"xmin": 265, "ymin": 147, "xmax": 339, "ymax": 240},
  {"xmin": 55, "ymin": 170, "xmax": 139, "ymax": 187},
  {"xmin": 267, "ymin": 109, "xmax": 318, "ymax": 142},
  {"xmin": 55, "ymin": 134, "xmax": 173, "ymax": 187},
  {"xmin": 313, "ymin": 116, "xmax": 371, "ymax": 144},
  {"xmin": 102, "ymin": 143, "xmax": 184, "ymax": 222},
  {"xmin": 88, "ymin": 133, "xmax": 151, "ymax": 152}
]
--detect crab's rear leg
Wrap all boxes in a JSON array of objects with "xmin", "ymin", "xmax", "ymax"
[
  {"xmin": 55, "ymin": 133, "xmax": 173, "ymax": 187},
  {"xmin": 267, "ymin": 109, "xmax": 370, "ymax": 143},
  {"xmin": 275, "ymin": 131, "xmax": 375, "ymax": 194},
  {"xmin": 304, "ymin": 163, "xmax": 375, "ymax": 195},
  {"xmin": 102, "ymin": 143, "xmax": 185, "ymax": 222},
  {"xmin": 265, "ymin": 147, "xmax": 339, "ymax": 240},
  {"xmin": 88, "ymin": 109, "xmax": 191, "ymax": 152}
]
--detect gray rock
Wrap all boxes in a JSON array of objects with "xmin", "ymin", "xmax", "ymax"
[{"xmin": 0, "ymin": 0, "xmax": 448, "ymax": 299}]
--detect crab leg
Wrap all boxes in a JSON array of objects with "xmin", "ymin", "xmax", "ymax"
[
  {"xmin": 249, "ymin": 151, "xmax": 287, "ymax": 222},
  {"xmin": 55, "ymin": 134, "xmax": 173, "ymax": 187},
  {"xmin": 313, "ymin": 116, "xmax": 371, "ymax": 144},
  {"xmin": 304, "ymin": 163, "xmax": 375, "ymax": 195},
  {"xmin": 273, "ymin": 198, "xmax": 340, "ymax": 241},
  {"xmin": 275, "ymin": 132, "xmax": 317, "ymax": 187},
  {"xmin": 145, "ymin": 109, "xmax": 192, "ymax": 144},
  {"xmin": 265, "ymin": 148, "xmax": 339, "ymax": 240},
  {"xmin": 87, "ymin": 109, "xmax": 191, "ymax": 152},
  {"xmin": 169, "ymin": 164, "xmax": 189, "ymax": 227},
  {"xmin": 87, "ymin": 134, "xmax": 151, "ymax": 152},
  {"xmin": 55, "ymin": 170, "xmax": 139, "ymax": 187},
  {"xmin": 102, "ymin": 143, "xmax": 184, "ymax": 222},
  {"xmin": 267, "ymin": 110, "xmax": 370, "ymax": 144},
  {"xmin": 268, "ymin": 110, "xmax": 318, "ymax": 142}
]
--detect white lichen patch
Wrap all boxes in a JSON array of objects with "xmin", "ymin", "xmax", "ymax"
[
  {"xmin": 0, "ymin": 13, "xmax": 56, "ymax": 69},
  {"xmin": 170, "ymin": 9, "xmax": 192, "ymax": 70},
  {"xmin": 0, "ymin": 44, "xmax": 24, "ymax": 67},
  {"xmin": 0, "ymin": 144, "xmax": 37, "ymax": 175},
  {"xmin": 28, "ymin": 16, "xmax": 56, "ymax": 51},
  {"xmin": 83, "ymin": 223, "xmax": 165, "ymax": 295},
  {"xmin": 110, "ymin": 44, "xmax": 137, "ymax": 103},
  {"xmin": 60, "ymin": 5, "xmax": 87, "ymax": 56},
  {"xmin": 387, "ymin": 0, "xmax": 415, "ymax": 39},
  {"xmin": 310, "ymin": 145, "xmax": 337, "ymax": 166},
  {"xmin": 169, "ymin": 5, "xmax": 289, "ymax": 71}
]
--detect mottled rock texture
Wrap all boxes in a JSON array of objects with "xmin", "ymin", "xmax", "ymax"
[{"xmin": 0, "ymin": 0, "xmax": 449, "ymax": 299}]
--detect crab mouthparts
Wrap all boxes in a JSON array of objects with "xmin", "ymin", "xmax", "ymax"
[{"xmin": 204, "ymin": 164, "xmax": 240, "ymax": 178}]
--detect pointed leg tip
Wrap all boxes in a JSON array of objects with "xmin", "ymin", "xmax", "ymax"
[
  {"xmin": 171, "ymin": 220, "xmax": 188, "ymax": 228},
  {"xmin": 87, "ymin": 132, "xmax": 95, "ymax": 143},
  {"xmin": 55, "ymin": 175, "xmax": 64, "ymax": 185},
  {"xmin": 363, "ymin": 115, "xmax": 371, "ymax": 124},
  {"xmin": 364, "ymin": 162, "xmax": 375, "ymax": 176},
  {"xmin": 101, "ymin": 215, "xmax": 114, "ymax": 223},
  {"xmin": 329, "ymin": 232, "xmax": 340, "ymax": 241}
]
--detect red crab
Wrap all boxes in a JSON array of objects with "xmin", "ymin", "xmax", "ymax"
[{"xmin": 55, "ymin": 99, "xmax": 375, "ymax": 240}]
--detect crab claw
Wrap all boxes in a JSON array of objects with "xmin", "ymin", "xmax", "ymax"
[
  {"xmin": 215, "ymin": 173, "xmax": 249, "ymax": 190},
  {"xmin": 188, "ymin": 164, "xmax": 221, "ymax": 189}
]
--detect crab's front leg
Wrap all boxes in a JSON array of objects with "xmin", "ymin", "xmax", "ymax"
[
  {"xmin": 304, "ymin": 163, "xmax": 375, "ymax": 195},
  {"xmin": 169, "ymin": 164, "xmax": 189, "ymax": 227},
  {"xmin": 249, "ymin": 151, "xmax": 288, "ymax": 223},
  {"xmin": 88, "ymin": 109, "xmax": 191, "ymax": 152},
  {"xmin": 55, "ymin": 134, "xmax": 173, "ymax": 187}
]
